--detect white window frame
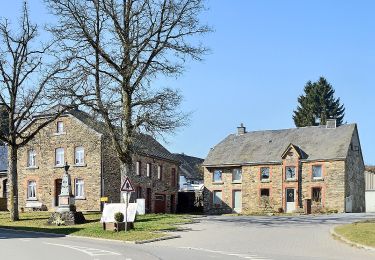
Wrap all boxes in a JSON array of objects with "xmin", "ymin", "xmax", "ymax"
[
  {"xmin": 285, "ymin": 166, "xmax": 296, "ymax": 180},
  {"xmin": 56, "ymin": 121, "xmax": 64, "ymax": 133},
  {"xmin": 55, "ymin": 148, "xmax": 65, "ymax": 166},
  {"xmin": 213, "ymin": 170, "xmax": 222, "ymax": 183},
  {"xmin": 136, "ymin": 161, "xmax": 141, "ymax": 176},
  {"xmin": 312, "ymin": 165, "xmax": 323, "ymax": 179},
  {"xmin": 213, "ymin": 190, "xmax": 223, "ymax": 207},
  {"xmin": 75, "ymin": 179, "xmax": 84, "ymax": 199},
  {"xmin": 157, "ymin": 165, "xmax": 162, "ymax": 180},
  {"xmin": 232, "ymin": 168, "xmax": 242, "ymax": 182},
  {"xmin": 27, "ymin": 149, "xmax": 36, "ymax": 167},
  {"xmin": 75, "ymin": 146, "xmax": 85, "ymax": 165},
  {"xmin": 27, "ymin": 181, "xmax": 36, "ymax": 200},
  {"xmin": 146, "ymin": 163, "xmax": 151, "ymax": 177}
]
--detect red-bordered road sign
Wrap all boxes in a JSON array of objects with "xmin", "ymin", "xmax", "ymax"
[{"xmin": 121, "ymin": 177, "xmax": 134, "ymax": 192}]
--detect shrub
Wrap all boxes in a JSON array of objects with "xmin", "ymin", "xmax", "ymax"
[{"xmin": 114, "ymin": 212, "xmax": 124, "ymax": 222}]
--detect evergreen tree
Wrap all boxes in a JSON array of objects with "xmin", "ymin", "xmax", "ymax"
[{"xmin": 293, "ymin": 77, "xmax": 345, "ymax": 127}]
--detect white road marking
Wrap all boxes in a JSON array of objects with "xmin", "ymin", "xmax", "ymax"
[
  {"xmin": 179, "ymin": 247, "xmax": 272, "ymax": 260},
  {"xmin": 44, "ymin": 242, "xmax": 121, "ymax": 256}
]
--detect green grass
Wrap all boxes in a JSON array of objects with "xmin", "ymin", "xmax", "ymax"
[
  {"xmin": 335, "ymin": 219, "xmax": 375, "ymax": 248},
  {"xmin": 0, "ymin": 211, "xmax": 192, "ymax": 241}
]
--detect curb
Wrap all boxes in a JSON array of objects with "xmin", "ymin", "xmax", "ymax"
[
  {"xmin": 0, "ymin": 227, "xmax": 180, "ymax": 244},
  {"xmin": 330, "ymin": 227, "xmax": 375, "ymax": 252}
]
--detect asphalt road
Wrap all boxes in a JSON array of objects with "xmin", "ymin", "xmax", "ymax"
[{"xmin": 1, "ymin": 213, "xmax": 375, "ymax": 260}]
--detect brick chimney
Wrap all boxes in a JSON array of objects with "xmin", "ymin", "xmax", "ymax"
[{"xmin": 237, "ymin": 123, "xmax": 246, "ymax": 135}]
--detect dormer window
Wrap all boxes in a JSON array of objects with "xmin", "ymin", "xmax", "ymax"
[
  {"xmin": 57, "ymin": 121, "xmax": 64, "ymax": 133},
  {"xmin": 285, "ymin": 166, "xmax": 296, "ymax": 180}
]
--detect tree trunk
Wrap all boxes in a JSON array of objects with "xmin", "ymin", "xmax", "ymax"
[{"xmin": 8, "ymin": 145, "xmax": 19, "ymax": 221}]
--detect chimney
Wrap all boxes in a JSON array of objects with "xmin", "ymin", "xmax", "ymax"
[
  {"xmin": 326, "ymin": 119, "xmax": 337, "ymax": 129},
  {"xmin": 237, "ymin": 123, "xmax": 246, "ymax": 135}
]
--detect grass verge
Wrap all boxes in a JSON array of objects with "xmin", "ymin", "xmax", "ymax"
[
  {"xmin": 334, "ymin": 219, "xmax": 375, "ymax": 248},
  {"xmin": 0, "ymin": 211, "xmax": 191, "ymax": 241}
]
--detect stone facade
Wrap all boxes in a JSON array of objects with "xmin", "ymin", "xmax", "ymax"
[
  {"xmin": 204, "ymin": 124, "xmax": 365, "ymax": 215},
  {"xmin": 16, "ymin": 111, "xmax": 179, "ymax": 213}
]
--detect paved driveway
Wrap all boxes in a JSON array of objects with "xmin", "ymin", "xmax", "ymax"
[{"xmin": 154, "ymin": 213, "xmax": 375, "ymax": 260}]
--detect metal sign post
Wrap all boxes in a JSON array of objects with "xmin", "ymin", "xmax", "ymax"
[{"xmin": 121, "ymin": 177, "xmax": 134, "ymax": 232}]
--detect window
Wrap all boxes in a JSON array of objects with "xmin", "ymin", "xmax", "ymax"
[
  {"xmin": 260, "ymin": 167, "xmax": 270, "ymax": 181},
  {"xmin": 136, "ymin": 186, "xmax": 143, "ymax": 199},
  {"xmin": 75, "ymin": 179, "xmax": 84, "ymax": 198},
  {"xmin": 27, "ymin": 181, "xmax": 36, "ymax": 200},
  {"xmin": 213, "ymin": 191, "xmax": 223, "ymax": 207},
  {"xmin": 171, "ymin": 168, "xmax": 177, "ymax": 187},
  {"xmin": 285, "ymin": 166, "xmax": 296, "ymax": 180},
  {"xmin": 55, "ymin": 148, "xmax": 64, "ymax": 166},
  {"xmin": 260, "ymin": 188, "xmax": 270, "ymax": 197},
  {"xmin": 213, "ymin": 170, "xmax": 222, "ymax": 183},
  {"xmin": 57, "ymin": 121, "xmax": 64, "ymax": 133},
  {"xmin": 312, "ymin": 187, "xmax": 322, "ymax": 203},
  {"xmin": 312, "ymin": 165, "xmax": 322, "ymax": 179},
  {"xmin": 146, "ymin": 163, "xmax": 151, "ymax": 177},
  {"xmin": 27, "ymin": 149, "xmax": 36, "ymax": 167},
  {"xmin": 136, "ymin": 161, "xmax": 141, "ymax": 176},
  {"xmin": 232, "ymin": 169, "xmax": 242, "ymax": 182},
  {"xmin": 157, "ymin": 165, "xmax": 162, "ymax": 180},
  {"xmin": 75, "ymin": 147, "xmax": 84, "ymax": 165}
]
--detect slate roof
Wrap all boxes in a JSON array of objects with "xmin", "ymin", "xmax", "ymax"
[
  {"xmin": 174, "ymin": 153, "xmax": 204, "ymax": 180},
  {"xmin": 204, "ymin": 124, "xmax": 356, "ymax": 166},
  {"xmin": 67, "ymin": 109, "xmax": 179, "ymax": 163},
  {"xmin": 0, "ymin": 146, "xmax": 8, "ymax": 174}
]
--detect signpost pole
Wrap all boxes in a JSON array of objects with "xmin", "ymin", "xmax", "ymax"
[{"xmin": 125, "ymin": 192, "xmax": 128, "ymax": 232}]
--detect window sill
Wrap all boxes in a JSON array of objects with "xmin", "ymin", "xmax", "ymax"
[
  {"xmin": 54, "ymin": 165, "xmax": 65, "ymax": 168},
  {"xmin": 285, "ymin": 179, "xmax": 297, "ymax": 182},
  {"xmin": 232, "ymin": 181, "xmax": 242, "ymax": 184},
  {"xmin": 26, "ymin": 166, "xmax": 39, "ymax": 170},
  {"xmin": 73, "ymin": 164, "xmax": 87, "ymax": 167},
  {"xmin": 212, "ymin": 182, "xmax": 224, "ymax": 185},
  {"xmin": 26, "ymin": 198, "xmax": 38, "ymax": 201},
  {"xmin": 312, "ymin": 178, "xmax": 324, "ymax": 181},
  {"xmin": 75, "ymin": 197, "xmax": 86, "ymax": 200},
  {"xmin": 261, "ymin": 179, "xmax": 271, "ymax": 183},
  {"xmin": 52, "ymin": 132, "xmax": 66, "ymax": 136}
]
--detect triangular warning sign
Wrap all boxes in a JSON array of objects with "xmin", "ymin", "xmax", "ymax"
[{"xmin": 121, "ymin": 177, "xmax": 134, "ymax": 192}]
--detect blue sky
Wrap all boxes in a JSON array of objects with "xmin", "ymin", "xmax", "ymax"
[{"xmin": 1, "ymin": 1, "xmax": 375, "ymax": 165}]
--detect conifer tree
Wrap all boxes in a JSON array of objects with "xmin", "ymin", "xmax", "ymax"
[{"xmin": 293, "ymin": 77, "xmax": 345, "ymax": 127}]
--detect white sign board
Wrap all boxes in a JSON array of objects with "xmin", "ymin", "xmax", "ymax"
[{"xmin": 100, "ymin": 203, "xmax": 138, "ymax": 223}]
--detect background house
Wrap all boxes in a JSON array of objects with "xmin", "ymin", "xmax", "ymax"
[
  {"xmin": 203, "ymin": 121, "xmax": 365, "ymax": 214},
  {"xmin": 16, "ymin": 108, "xmax": 179, "ymax": 213},
  {"xmin": 365, "ymin": 166, "xmax": 375, "ymax": 212}
]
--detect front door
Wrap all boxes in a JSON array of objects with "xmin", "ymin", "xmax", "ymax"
[
  {"xmin": 233, "ymin": 190, "xmax": 242, "ymax": 213},
  {"xmin": 154, "ymin": 194, "xmax": 166, "ymax": 213},
  {"xmin": 55, "ymin": 179, "xmax": 62, "ymax": 207},
  {"xmin": 286, "ymin": 188, "xmax": 295, "ymax": 213},
  {"xmin": 146, "ymin": 188, "xmax": 152, "ymax": 213}
]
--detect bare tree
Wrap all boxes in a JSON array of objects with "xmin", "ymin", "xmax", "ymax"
[
  {"xmin": 46, "ymin": 0, "xmax": 211, "ymax": 187},
  {"xmin": 0, "ymin": 2, "xmax": 72, "ymax": 221}
]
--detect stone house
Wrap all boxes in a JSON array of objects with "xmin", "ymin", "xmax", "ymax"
[
  {"xmin": 15, "ymin": 108, "xmax": 179, "ymax": 213},
  {"xmin": 203, "ymin": 121, "xmax": 365, "ymax": 214}
]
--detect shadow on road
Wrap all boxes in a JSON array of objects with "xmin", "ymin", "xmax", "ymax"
[{"xmin": 0, "ymin": 226, "xmax": 79, "ymax": 239}]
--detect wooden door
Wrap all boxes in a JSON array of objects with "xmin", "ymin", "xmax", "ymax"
[
  {"xmin": 146, "ymin": 188, "xmax": 152, "ymax": 213},
  {"xmin": 154, "ymin": 194, "xmax": 166, "ymax": 213},
  {"xmin": 55, "ymin": 179, "xmax": 62, "ymax": 207}
]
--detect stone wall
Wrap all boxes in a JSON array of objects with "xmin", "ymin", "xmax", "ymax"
[
  {"xmin": 345, "ymin": 127, "xmax": 366, "ymax": 212},
  {"xmin": 17, "ymin": 115, "xmax": 103, "ymax": 211}
]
